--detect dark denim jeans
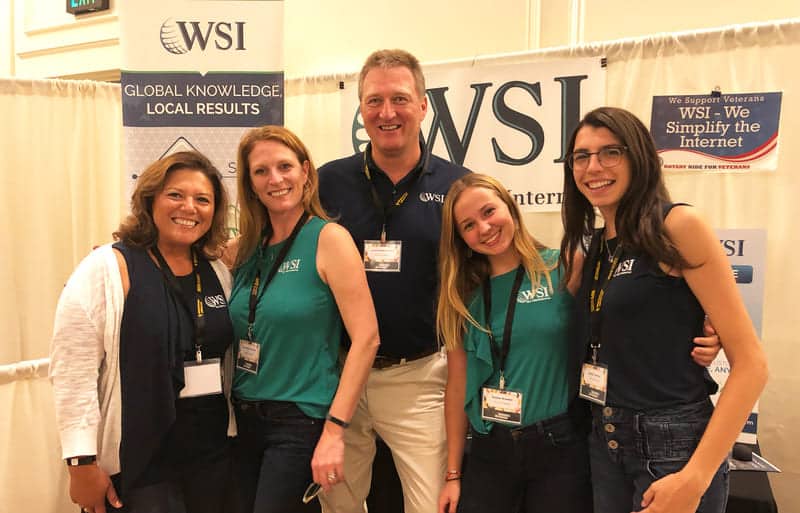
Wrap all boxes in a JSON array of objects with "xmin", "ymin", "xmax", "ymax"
[
  {"xmin": 458, "ymin": 412, "xmax": 593, "ymax": 513},
  {"xmin": 589, "ymin": 399, "xmax": 729, "ymax": 513},
  {"xmin": 233, "ymin": 399, "xmax": 324, "ymax": 513}
]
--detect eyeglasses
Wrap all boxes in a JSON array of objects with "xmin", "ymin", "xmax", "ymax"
[
  {"xmin": 302, "ymin": 482, "xmax": 322, "ymax": 504},
  {"xmin": 566, "ymin": 145, "xmax": 628, "ymax": 170}
]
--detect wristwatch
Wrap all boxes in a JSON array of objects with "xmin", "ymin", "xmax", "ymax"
[{"xmin": 65, "ymin": 455, "xmax": 96, "ymax": 466}]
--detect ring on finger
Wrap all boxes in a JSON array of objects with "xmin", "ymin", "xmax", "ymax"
[{"xmin": 326, "ymin": 471, "xmax": 337, "ymax": 482}]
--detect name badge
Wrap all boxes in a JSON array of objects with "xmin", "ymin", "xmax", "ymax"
[
  {"xmin": 236, "ymin": 339, "xmax": 260, "ymax": 375},
  {"xmin": 180, "ymin": 358, "xmax": 222, "ymax": 398},
  {"xmin": 363, "ymin": 240, "xmax": 402, "ymax": 272},
  {"xmin": 481, "ymin": 386, "xmax": 523, "ymax": 425},
  {"xmin": 579, "ymin": 362, "xmax": 608, "ymax": 405}
]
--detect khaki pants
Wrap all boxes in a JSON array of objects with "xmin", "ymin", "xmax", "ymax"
[{"xmin": 321, "ymin": 351, "xmax": 448, "ymax": 513}]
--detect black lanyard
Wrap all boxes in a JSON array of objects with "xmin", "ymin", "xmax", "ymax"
[
  {"xmin": 246, "ymin": 212, "xmax": 309, "ymax": 340},
  {"xmin": 587, "ymin": 233, "xmax": 623, "ymax": 364},
  {"xmin": 362, "ymin": 147, "xmax": 422, "ymax": 242},
  {"xmin": 481, "ymin": 266, "xmax": 525, "ymax": 390},
  {"xmin": 151, "ymin": 246, "xmax": 205, "ymax": 362}
]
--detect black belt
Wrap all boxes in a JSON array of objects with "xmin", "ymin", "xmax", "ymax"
[{"xmin": 371, "ymin": 348, "xmax": 438, "ymax": 370}]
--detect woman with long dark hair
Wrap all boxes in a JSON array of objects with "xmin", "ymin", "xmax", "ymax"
[{"xmin": 561, "ymin": 106, "xmax": 767, "ymax": 513}]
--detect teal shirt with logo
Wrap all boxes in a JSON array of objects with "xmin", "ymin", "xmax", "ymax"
[
  {"xmin": 463, "ymin": 248, "xmax": 572, "ymax": 433},
  {"xmin": 230, "ymin": 217, "xmax": 341, "ymax": 419}
]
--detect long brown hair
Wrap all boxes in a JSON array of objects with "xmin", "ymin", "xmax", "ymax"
[
  {"xmin": 560, "ymin": 106, "xmax": 687, "ymax": 279},
  {"xmin": 114, "ymin": 151, "xmax": 228, "ymax": 259},
  {"xmin": 437, "ymin": 173, "xmax": 553, "ymax": 351},
  {"xmin": 234, "ymin": 125, "xmax": 329, "ymax": 269}
]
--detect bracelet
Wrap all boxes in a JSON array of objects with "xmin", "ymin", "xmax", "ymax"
[
  {"xmin": 445, "ymin": 469, "xmax": 461, "ymax": 476},
  {"xmin": 325, "ymin": 413, "xmax": 350, "ymax": 429},
  {"xmin": 445, "ymin": 475, "xmax": 462, "ymax": 482},
  {"xmin": 65, "ymin": 455, "xmax": 96, "ymax": 467}
]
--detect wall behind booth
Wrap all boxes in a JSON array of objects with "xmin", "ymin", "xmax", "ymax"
[{"xmin": 1, "ymin": 5, "xmax": 799, "ymax": 513}]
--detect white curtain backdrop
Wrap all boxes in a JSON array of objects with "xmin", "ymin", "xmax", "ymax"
[
  {"xmin": 2, "ymin": 19, "xmax": 798, "ymax": 512},
  {"xmin": 0, "ymin": 77, "xmax": 122, "ymax": 512}
]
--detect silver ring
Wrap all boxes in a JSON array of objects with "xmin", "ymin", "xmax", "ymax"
[{"xmin": 326, "ymin": 471, "xmax": 337, "ymax": 482}]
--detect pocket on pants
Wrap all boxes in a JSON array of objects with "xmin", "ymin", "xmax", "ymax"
[{"xmin": 640, "ymin": 418, "xmax": 706, "ymax": 460}]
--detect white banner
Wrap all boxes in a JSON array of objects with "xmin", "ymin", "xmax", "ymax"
[
  {"xmin": 340, "ymin": 57, "xmax": 606, "ymax": 212},
  {"xmin": 120, "ymin": 0, "xmax": 283, "ymax": 210},
  {"xmin": 711, "ymin": 228, "xmax": 767, "ymax": 444}
]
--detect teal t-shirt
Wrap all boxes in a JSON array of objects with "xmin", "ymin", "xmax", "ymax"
[
  {"xmin": 463, "ymin": 248, "xmax": 572, "ymax": 433},
  {"xmin": 230, "ymin": 217, "xmax": 341, "ymax": 419}
]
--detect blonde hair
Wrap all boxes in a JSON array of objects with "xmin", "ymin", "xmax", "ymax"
[
  {"xmin": 234, "ymin": 125, "xmax": 329, "ymax": 268},
  {"xmin": 437, "ymin": 173, "xmax": 555, "ymax": 351},
  {"xmin": 358, "ymin": 49, "xmax": 426, "ymax": 99}
]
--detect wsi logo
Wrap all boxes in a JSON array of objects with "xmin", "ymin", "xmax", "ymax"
[
  {"xmin": 204, "ymin": 294, "xmax": 227, "ymax": 309},
  {"xmin": 517, "ymin": 286, "xmax": 552, "ymax": 304},
  {"xmin": 612, "ymin": 258, "xmax": 635, "ymax": 278},
  {"xmin": 278, "ymin": 259, "xmax": 301, "ymax": 273},
  {"xmin": 160, "ymin": 19, "xmax": 246, "ymax": 54},
  {"xmin": 419, "ymin": 191, "xmax": 445, "ymax": 203}
]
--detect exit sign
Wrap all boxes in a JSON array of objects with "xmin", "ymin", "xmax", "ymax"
[{"xmin": 66, "ymin": 0, "xmax": 109, "ymax": 15}]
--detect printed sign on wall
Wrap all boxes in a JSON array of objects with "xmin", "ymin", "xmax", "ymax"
[
  {"xmin": 120, "ymin": 0, "xmax": 283, "ymax": 212},
  {"xmin": 651, "ymin": 92, "xmax": 782, "ymax": 172},
  {"xmin": 711, "ymin": 229, "xmax": 767, "ymax": 444}
]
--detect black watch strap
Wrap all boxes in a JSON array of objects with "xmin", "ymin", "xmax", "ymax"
[
  {"xmin": 325, "ymin": 413, "xmax": 350, "ymax": 429},
  {"xmin": 65, "ymin": 455, "xmax": 96, "ymax": 466}
]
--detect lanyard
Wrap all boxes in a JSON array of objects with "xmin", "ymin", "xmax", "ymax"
[
  {"xmin": 151, "ymin": 246, "xmax": 205, "ymax": 363},
  {"xmin": 362, "ymin": 148, "xmax": 421, "ymax": 242},
  {"xmin": 246, "ymin": 212, "xmax": 309, "ymax": 340},
  {"xmin": 481, "ymin": 266, "xmax": 525, "ymax": 390},
  {"xmin": 587, "ymin": 233, "xmax": 623, "ymax": 364}
]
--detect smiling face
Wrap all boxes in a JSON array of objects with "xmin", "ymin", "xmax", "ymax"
[
  {"xmin": 453, "ymin": 185, "xmax": 518, "ymax": 273},
  {"xmin": 152, "ymin": 168, "xmax": 215, "ymax": 252},
  {"xmin": 360, "ymin": 65, "xmax": 428, "ymax": 161},
  {"xmin": 571, "ymin": 125, "xmax": 631, "ymax": 220},
  {"xmin": 247, "ymin": 139, "xmax": 309, "ymax": 220}
]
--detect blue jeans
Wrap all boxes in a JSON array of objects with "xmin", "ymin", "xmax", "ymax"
[
  {"xmin": 458, "ymin": 412, "xmax": 593, "ymax": 513},
  {"xmin": 233, "ymin": 399, "xmax": 323, "ymax": 513},
  {"xmin": 589, "ymin": 399, "xmax": 729, "ymax": 513}
]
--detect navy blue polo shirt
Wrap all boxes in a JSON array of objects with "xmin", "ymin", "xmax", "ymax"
[{"xmin": 319, "ymin": 145, "xmax": 470, "ymax": 358}]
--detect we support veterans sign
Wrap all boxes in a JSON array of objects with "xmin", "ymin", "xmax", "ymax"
[
  {"xmin": 651, "ymin": 92, "xmax": 782, "ymax": 172},
  {"xmin": 120, "ymin": 0, "xmax": 283, "ymax": 204},
  {"xmin": 341, "ymin": 58, "xmax": 606, "ymax": 212}
]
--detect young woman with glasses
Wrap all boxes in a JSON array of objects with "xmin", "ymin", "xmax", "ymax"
[{"xmin": 561, "ymin": 106, "xmax": 768, "ymax": 513}]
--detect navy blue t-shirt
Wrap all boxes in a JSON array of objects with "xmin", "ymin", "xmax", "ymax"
[{"xmin": 318, "ymin": 146, "xmax": 469, "ymax": 358}]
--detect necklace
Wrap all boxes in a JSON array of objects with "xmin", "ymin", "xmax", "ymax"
[{"xmin": 604, "ymin": 238, "xmax": 617, "ymax": 263}]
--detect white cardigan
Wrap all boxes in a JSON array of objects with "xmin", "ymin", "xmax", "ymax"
[{"xmin": 49, "ymin": 243, "xmax": 234, "ymax": 475}]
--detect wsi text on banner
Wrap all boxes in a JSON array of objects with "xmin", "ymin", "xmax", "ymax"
[
  {"xmin": 341, "ymin": 58, "xmax": 607, "ymax": 212},
  {"xmin": 710, "ymin": 229, "xmax": 767, "ymax": 444},
  {"xmin": 650, "ymin": 93, "xmax": 782, "ymax": 172},
  {"xmin": 120, "ymin": 1, "xmax": 283, "ymax": 206}
]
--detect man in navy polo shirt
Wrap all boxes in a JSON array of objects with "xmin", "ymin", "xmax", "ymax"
[{"xmin": 318, "ymin": 49, "xmax": 469, "ymax": 513}]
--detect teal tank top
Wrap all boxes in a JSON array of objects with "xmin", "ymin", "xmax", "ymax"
[
  {"xmin": 463, "ymin": 248, "xmax": 572, "ymax": 433},
  {"xmin": 230, "ymin": 217, "xmax": 341, "ymax": 419}
]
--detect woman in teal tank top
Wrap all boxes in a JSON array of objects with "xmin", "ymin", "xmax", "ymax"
[
  {"xmin": 435, "ymin": 173, "xmax": 592, "ymax": 513},
  {"xmin": 223, "ymin": 126, "xmax": 379, "ymax": 513}
]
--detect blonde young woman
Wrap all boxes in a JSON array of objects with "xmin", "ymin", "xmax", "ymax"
[
  {"xmin": 435, "ymin": 173, "xmax": 722, "ymax": 513},
  {"xmin": 224, "ymin": 126, "xmax": 379, "ymax": 513},
  {"xmin": 436, "ymin": 173, "xmax": 593, "ymax": 513}
]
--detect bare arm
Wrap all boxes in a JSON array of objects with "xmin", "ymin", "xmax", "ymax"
[
  {"xmin": 639, "ymin": 206, "xmax": 768, "ymax": 513},
  {"xmin": 565, "ymin": 250, "xmax": 584, "ymax": 297},
  {"xmin": 312, "ymin": 222, "xmax": 380, "ymax": 490},
  {"xmin": 439, "ymin": 346, "xmax": 468, "ymax": 513}
]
